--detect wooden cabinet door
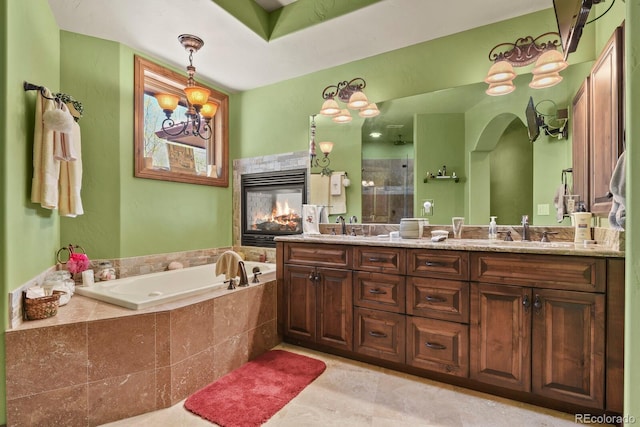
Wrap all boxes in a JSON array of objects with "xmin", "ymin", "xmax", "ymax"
[
  {"xmin": 571, "ymin": 79, "xmax": 590, "ymax": 206},
  {"xmin": 316, "ymin": 267, "xmax": 353, "ymax": 351},
  {"xmin": 589, "ymin": 26, "xmax": 623, "ymax": 215},
  {"xmin": 532, "ymin": 289, "xmax": 605, "ymax": 409},
  {"xmin": 283, "ymin": 264, "xmax": 316, "ymax": 342},
  {"xmin": 470, "ymin": 283, "xmax": 531, "ymax": 392}
]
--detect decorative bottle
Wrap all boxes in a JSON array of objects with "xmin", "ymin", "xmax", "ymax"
[{"xmin": 488, "ymin": 216, "xmax": 498, "ymax": 240}]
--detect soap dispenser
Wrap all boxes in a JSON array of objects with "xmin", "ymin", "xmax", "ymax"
[{"xmin": 488, "ymin": 216, "xmax": 498, "ymax": 240}]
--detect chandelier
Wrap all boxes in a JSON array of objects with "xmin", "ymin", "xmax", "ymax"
[
  {"xmin": 309, "ymin": 115, "xmax": 334, "ymax": 176},
  {"xmin": 154, "ymin": 34, "xmax": 218, "ymax": 140},
  {"xmin": 319, "ymin": 77, "xmax": 379, "ymax": 123},
  {"xmin": 484, "ymin": 32, "xmax": 568, "ymax": 96}
]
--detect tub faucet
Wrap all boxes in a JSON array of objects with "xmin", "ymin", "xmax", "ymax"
[
  {"xmin": 237, "ymin": 261, "xmax": 249, "ymax": 287},
  {"xmin": 521, "ymin": 215, "xmax": 530, "ymax": 241},
  {"xmin": 336, "ymin": 215, "xmax": 346, "ymax": 235}
]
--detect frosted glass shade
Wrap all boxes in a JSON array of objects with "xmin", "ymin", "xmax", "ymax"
[
  {"xmin": 347, "ymin": 91, "xmax": 369, "ymax": 109},
  {"xmin": 332, "ymin": 109, "xmax": 352, "ymax": 123},
  {"xmin": 319, "ymin": 99, "xmax": 340, "ymax": 116},
  {"xmin": 155, "ymin": 93, "xmax": 180, "ymax": 112},
  {"xmin": 485, "ymin": 81, "xmax": 515, "ymax": 96},
  {"xmin": 529, "ymin": 72, "xmax": 563, "ymax": 89},
  {"xmin": 484, "ymin": 60, "xmax": 516, "ymax": 84},
  {"xmin": 184, "ymin": 86, "xmax": 211, "ymax": 108},
  {"xmin": 359, "ymin": 103, "xmax": 380, "ymax": 118},
  {"xmin": 318, "ymin": 141, "xmax": 334, "ymax": 155},
  {"xmin": 532, "ymin": 49, "xmax": 568, "ymax": 75}
]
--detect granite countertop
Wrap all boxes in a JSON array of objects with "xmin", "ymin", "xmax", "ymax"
[{"xmin": 275, "ymin": 234, "xmax": 624, "ymax": 258}]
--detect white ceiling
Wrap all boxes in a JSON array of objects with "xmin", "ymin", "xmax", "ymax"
[{"xmin": 47, "ymin": 0, "xmax": 551, "ymax": 92}]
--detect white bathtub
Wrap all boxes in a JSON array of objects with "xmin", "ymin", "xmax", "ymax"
[{"xmin": 74, "ymin": 262, "xmax": 276, "ymax": 310}]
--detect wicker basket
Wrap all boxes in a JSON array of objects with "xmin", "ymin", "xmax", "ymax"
[{"xmin": 23, "ymin": 290, "xmax": 65, "ymax": 320}]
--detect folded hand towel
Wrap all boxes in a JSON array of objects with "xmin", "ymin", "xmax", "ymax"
[
  {"xmin": 553, "ymin": 183, "xmax": 566, "ymax": 223},
  {"xmin": 59, "ymin": 122, "xmax": 84, "ymax": 217},
  {"xmin": 330, "ymin": 173, "xmax": 342, "ymax": 196},
  {"xmin": 215, "ymin": 251, "xmax": 242, "ymax": 280},
  {"xmin": 302, "ymin": 204, "xmax": 320, "ymax": 234}
]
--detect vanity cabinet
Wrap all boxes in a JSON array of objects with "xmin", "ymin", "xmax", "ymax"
[
  {"xmin": 571, "ymin": 24, "xmax": 624, "ymax": 215},
  {"xmin": 406, "ymin": 249, "xmax": 470, "ymax": 377},
  {"xmin": 353, "ymin": 247, "xmax": 406, "ymax": 363},
  {"xmin": 277, "ymin": 240, "xmax": 623, "ymax": 415},
  {"xmin": 470, "ymin": 252, "xmax": 606, "ymax": 408},
  {"xmin": 282, "ymin": 244, "xmax": 353, "ymax": 351}
]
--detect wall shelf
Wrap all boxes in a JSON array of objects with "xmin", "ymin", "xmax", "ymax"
[{"xmin": 423, "ymin": 175, "xmax": 460, "ymax": 183}]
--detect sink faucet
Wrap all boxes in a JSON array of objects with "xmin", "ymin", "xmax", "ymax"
[
  {"xmin": 349, "ymin": 215, "xmax": 358, "ymax": 224},
  {"xmin": 336, "ymin": 215, "xmax": 346, "ymax": 235},
  {"xmin": 521, "ymin": 215, "xmax": 530, "ymax": 241},
  {"xmin": 237, "ymin": 261, "xmax": 249, "ymax": 287}
]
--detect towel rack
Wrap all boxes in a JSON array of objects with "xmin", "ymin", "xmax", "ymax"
[{"xmin": 23, "ymin": 81, "xmax": 84, "ymax": 120}]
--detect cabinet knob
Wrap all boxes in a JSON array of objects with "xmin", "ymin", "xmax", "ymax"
[
  {"xmin": 533, "ymin": 295, "xmax": 542, "ymax": 314},
  {"xmin": 522, "ymin": 294, "xmax": 531, "ymax": 312}
]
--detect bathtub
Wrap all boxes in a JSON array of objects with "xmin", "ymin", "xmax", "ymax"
[{"xmin": 74, "ymin": 261, "xmax": 276, "ymax": 310}]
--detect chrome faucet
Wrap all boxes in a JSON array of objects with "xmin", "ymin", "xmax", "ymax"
[
  {"xmin": 336, "ymin": 215, "xmax": 346, "ymax": 235},
  {"xmin": 521, "ymin": 215, "xmax": 530, "ymax": 241}
]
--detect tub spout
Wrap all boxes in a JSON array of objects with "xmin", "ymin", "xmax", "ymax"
[{"xmin": 237, "ymin": 261, "xmax": 249, "ymax": 287}]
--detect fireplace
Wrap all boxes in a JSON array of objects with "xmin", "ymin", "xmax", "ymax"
[{"xmin": 241, "ymin": 169, "xmax": 307, "ymax": 247}]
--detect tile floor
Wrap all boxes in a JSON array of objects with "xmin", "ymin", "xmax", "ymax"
[{"xmin": 101, "ymin": 343, "xmax": 609, "ymax": 427}]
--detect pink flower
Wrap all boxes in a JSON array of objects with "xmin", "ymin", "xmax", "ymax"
[{"xmin": 67, "ymin": 253, "xmax": 90, "ymax": 274}]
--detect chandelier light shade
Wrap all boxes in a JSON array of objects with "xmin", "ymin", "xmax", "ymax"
[
  {"xmin": 153, "ymin": 34, "xmax": 217, "ymax": 140},
  {"xmin": 529, "ymin": 72, "xmax": 563, "ymax": 89},
  {"xmin": 318, "ymin": 141, "xmax": 334, "ymax": 156},
  {"xmin": 484, "ymin": 32, "xmax": 566, "ymax": 95},
  {"xmin": 332, "ymin": 109, "xmax": 353, "ymax": 123},
  {"xmin": 531, "ymin": 49, "xmax": 568, "ymax": 75},
  {"xmin": 319, "ymin": 77, "xmax": 376, "ymax": 122},
  {"xmin": 359, "ymin": 103, "xmax": 380, "ymax": 118}
]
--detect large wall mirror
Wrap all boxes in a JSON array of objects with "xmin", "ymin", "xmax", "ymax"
[{"xmin": 134, "ymin": 55, "xmax": 229, "ymax": 186}]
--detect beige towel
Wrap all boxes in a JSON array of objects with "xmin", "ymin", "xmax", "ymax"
[
  {"xmin": 329, "ymin": 172, "xmax": 346, "ymax": 214},
  {"xmin": 31, "ymin": 88, "xmax": 60, "ymax": 209},
  {"xmin": 59, "ymin": 122, "xmax": 84, "ymax": 217},
  {"xmin": 553, "ymin": 183, "xmax": 566, "ymax": 223},
  {"xmin": 52, "ymin": 103, "xmax": 77, "ymax": 162},
  {"xmin": 330, "ymin": 173, "xmax": 342, "ymax": 195},
  {"xmin": 215, "ymin": 251, "xmax": 242, "ymax": 280}
]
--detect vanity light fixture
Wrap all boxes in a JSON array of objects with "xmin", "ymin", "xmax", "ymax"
[
  {"xmin": 309, "ymin": 115, "xmax": 334, "ymax": 176},
  {"xmin": 319, "ymin": 77, "xmax": 379, "ymax": 122},
  {"xmin": 485, "ymin": 32, "xmax": 568, "ymax": 96},
  {"xmin": 154, "ymin": 34, "xmax": 218, "ymax": 140}
]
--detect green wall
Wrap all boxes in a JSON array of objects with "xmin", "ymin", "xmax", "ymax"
[
  {"xmin": 1, "ymin": 1, "xmax": 638, "ymax": 424},
  {"xmin": 414, "ymin": 113, "xmax": 465, "ymax": 224}
]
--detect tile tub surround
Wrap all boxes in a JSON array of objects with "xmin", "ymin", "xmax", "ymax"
[{"xmin": 5, "ymin": 276, "xmax": 278, "ymax": 427}]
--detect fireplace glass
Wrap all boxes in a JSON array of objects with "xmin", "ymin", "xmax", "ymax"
[{"xmin": 241, "ymin": 169, "xmax": 306, "ymax": 247}]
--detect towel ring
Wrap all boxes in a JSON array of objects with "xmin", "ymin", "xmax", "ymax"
[{"xmin": 56, "ymin": 244, "xmax": 86, "ymax": 264}]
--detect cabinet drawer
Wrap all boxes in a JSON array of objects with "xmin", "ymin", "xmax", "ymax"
[
  {"xmin": 407, "ymin": 250, "xmax": 469, "ymax": 280},
  {"xmin": 284, "ymin": 243, "xmax": 351, "ymax": 268},
  {"xmin": 353, "ymin": 247, "xmax": 405, "ymax": 274},
  {"xmin": 355, "ymin": 307, "xmax": 405, "ymax": 363},
  {"xmin": 470, "ymin": 252, "xmax": 606, "ymax": 292},
  {"xmin": 354, "ymin": 272, "xmax": 405, "ymax": 313},
  {"xmin": 406, "ymin": 317, "xmax": 469, "ymax": 377},
  {"xmin": 407, "ymin": 277, "xmax": 469, "ymax": 323}
]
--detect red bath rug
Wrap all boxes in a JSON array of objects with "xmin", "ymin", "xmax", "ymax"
[{"xmin": 184, "ymin": 349, "xmax": 326, "ymax": 426}]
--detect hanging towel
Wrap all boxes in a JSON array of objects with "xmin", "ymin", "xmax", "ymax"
[
  {"xmin": 59, "ymin": 122, "xmax": 84, "ymax": 217},
  {"xmin": 49, "ymin": 102, "xmax": 77, "ymax": 162},
  {"xmin": 31, "ymin": 88, "xmax": 60, "ymax": 209},
  {"xmin": 215, "ymin": 251, "xmax": 242, "ymax": 280},
  {"xmin": 553, "ymin": 183, "xmax": 566, "ymax": 223},
  {"xmin": 309, "ymin": 174, "xmax": 330, "ymax": 207},
  {"xmin": 318, "ymin": 205, "xmax": 329, "ymax": 224},
  {"xmin": 330, "ymin": 173, "xmax": 342, "ymax": 195},
  {"xmin": 329, "ymin": 172, "xmax": 347, "ymax": 214},
  {"xmin": 608, "ymin": 151, "xmax": 626, "ymax": 230},
  {"xmin": 302, "ymin": 204, "xmax": 320, "ymax": 234}
]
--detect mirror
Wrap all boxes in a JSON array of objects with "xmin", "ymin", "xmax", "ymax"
[
  {"xmin": 134, "ymin": 55, "xmax": 229, "ymax": 186},
  {"xmin": 358, "ymin": 80, "xmax": 570, "ymax": 226}
]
